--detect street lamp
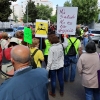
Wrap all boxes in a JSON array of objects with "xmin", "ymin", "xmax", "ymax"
[
  {"xmin": 27, "ymin": 1, "xmax": 28, "ymax": 26},
  {"xmin": 71, "ymin": 0, "xmax": 72, "ymax": 7},
  {"xmin": 56, "ymin": 4, "xmax": 58, "ymax": 15},
  {"xmin": 22, "ymin": 1, "xmax": 28, "ymax": 26},
  {"xmin": 26, "ymin": 0, "xmax": 32, "ymax": 26}
]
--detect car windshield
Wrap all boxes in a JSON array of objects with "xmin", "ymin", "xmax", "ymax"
[
  {"xmin": 91, "ymin": 31, "xmax": 100, "ymax": 34},
  {"xmin": 17, "ymin": 27, "xmax": 24, "ymax": 30},
  {"xmin": 0, "ymin": 29, "xmax": 4, "ymax": 32},
  {"xmin": 5, "ymin": 29, "xmax": 13, "ymax": 32}
]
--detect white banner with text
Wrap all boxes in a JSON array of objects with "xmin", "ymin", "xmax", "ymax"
[{"xmin": 57, "ymin": 7, "xmax": 78, "ymax": 35}]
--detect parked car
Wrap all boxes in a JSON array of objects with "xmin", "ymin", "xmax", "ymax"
[
  {"xmin": 13, "ymin": 27, "xmax": 18, "ymax": 32},
  {"xmin": 88, "ymin": 29, "xmax": 100, "ymax": 41},
  {"xmin": 98, "ymin": 39, "xmax": 100, "ymax": 48},
  {"xmin": 17, "ymin": 26, "xmax": 24, "ymax": 32},
  {"xmin": 0, "ymin": 28, "xmax": 16, "ymax": 37},
  {"xmin": 0, "ymin": 28, "xmax": 5, "ymax": 32},
  {"xmin": 5, "ymin": 28, "xmax": 16, "ymax": 37}
]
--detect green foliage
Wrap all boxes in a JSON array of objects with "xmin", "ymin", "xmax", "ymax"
[
  {"xmin": 36, "ymin": 4, "xmax": 53, "ymax": 20},
  {"xmin": 71, "ymin": 0, "xmax": 99, "ymax": 24},
  {"xmin": 0, "ymin": 0, "xmax": 17, "ymax": 22},
  {"xmin": 23, "ymin": 2, "xmax": 53, "ymax": 23},
  {"xmin": 23, "ymin": 1, "xmax": 37, "ymax": 23},
  {"xmin": 64, "ymin": 1, "xmax": 71, "ymax": 7},
  {"xmin": 23, "ymin": 14, "xmax": 31, "ymax": 23},
  {"xmin": 50, "ymin": 15, "xmax": 57, "ymax": 23},
  {"xmin": 13, "ymin": 15, "xmax": 18, "ymax": 22}
]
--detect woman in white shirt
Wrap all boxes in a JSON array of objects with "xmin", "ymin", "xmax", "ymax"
[{"xmin": 46, "ymin": 34, "xmax": 68, "ymax": 97}]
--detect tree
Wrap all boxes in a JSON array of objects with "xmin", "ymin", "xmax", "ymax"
[
  {"xmin": 36, "ymin": 4, "xmax": 53, "ymax": 20},
  {"xmin": 23, "ymin": 1, "xmax": 37, "ymax": 23},
  {"xmin": 23, "ymin": 14, "xmax": 31, "ymax": 23},
  {"xmin": 71, "ymin": 0, "xmax": 99, "ymax": 24},
  {"xmin": 64, "ymin": 1, "xmax": 71, "ymax": 7},
  {"xmin": 13, "ymin": 15, "xmax": 18, "ymax": 22},
  {"xmin": 0, "ymin": 0, "xmax": 17, "ymax": 22},
  {"xmin": 50, "ymin": 15, "xmax": 57, "ymax": 23}
]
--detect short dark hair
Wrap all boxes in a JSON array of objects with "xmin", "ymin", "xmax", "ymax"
[
  {"xmin": 85, "ymin": 41, "xmax": 96, "ymax": 53},
  {"xmin": 84, "ymin": 27, "xmax": 88, "ymax": 32},
  {"xmin": 15, "ymin": 31, "xmax": 23, "ymax": 38},
  {"xmin": 48, "ymin": 34, "xmax": 59, "ymax": 44}
]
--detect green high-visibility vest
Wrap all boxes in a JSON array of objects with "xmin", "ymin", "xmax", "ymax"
[
  {"xmin": 44, "ymin": 39, "xmax": 51, "ymax": 55},
  {"xmin": 65, "ymin": 37, "xmax": 80, "ymax": 55}
]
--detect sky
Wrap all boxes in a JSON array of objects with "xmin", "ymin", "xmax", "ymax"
[
  {"xmin": 49, "ymin": 0, "xmax": 69, "ymax": 7},
  {"xmin": 13, "ymin": 0, "xmax": 100, "ymax": 7},
  {"xmin": 12, "ymin": 0, "xmax": 70, "ymax": 7}
]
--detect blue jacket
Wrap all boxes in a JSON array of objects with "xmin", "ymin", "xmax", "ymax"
[{"xmin": 0, "ymin": 67, "xmax": 49, "ymax": 100}]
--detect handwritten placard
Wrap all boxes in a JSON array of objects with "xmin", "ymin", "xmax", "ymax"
[{"xmin": 57, "ymin": 7, "xmax": 78, "ymax": 35}]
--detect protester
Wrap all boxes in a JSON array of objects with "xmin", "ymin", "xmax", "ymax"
[
  {"xmin": 46, "ymin": 34, "xmax": 68, "ymax": 97},
  {"xmin": 43, "ymin": 33, "xmax": 54, "ymax": 65},
  {"xmin": 77, "ymin": 41, "xmax": 100, "ymax": 100},
  {"xmin": 0, "ymin": 33, "xmax": 2, "ymax": 70},
  {"xmin": 0, "ymin": 37, "xmax": 19, "ymax": 79},
  {"xmin": 30, "ymin": 38, "xmax": 44, "ymax": 68},
  {"xmin": 32, "ymin": 28, "xmax": 35, "ymax": 38},
  {"xmin": 64, "ymin": 33, "xmax": 82, "ymax": 82},
  {"xmin": 15, "ymin": 30, "xmax": 27, "ymax": 46},
  {"xmin": 76, "ymin": 24, "xmax": 84, "ymax": 41},
  {"xmin": 0, "ymin": 32, "xmax": 9, "ymax": 49},
  {"xmin": 0, "ymin": 45, "xmax": 49, "ymax": 100},
  {"xmin": 10, "ymin": 24, "xmax": 13, "ymax": 28},
  {"xmin": 83, "ymin": 26, "xmax": 89, "ymax": 48},
  {"xmin": 15, "ymin": 31, "xmax": 23, "ymax": 44},
  {"xmin": 21, "ymin": 40, "xmax": 28, "ymax": 46}
]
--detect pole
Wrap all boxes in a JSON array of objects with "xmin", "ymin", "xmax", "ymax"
[
  {"xmin": 13, "ymin": 6, "xmax": 14, "ymax": 20},
  {"xmin": 71, "ymin": 0, "xmax": 72, "ymax": 7},
  {"xmin": 27, "ymin": 2, "xmax": 28, "ymax": 26}
]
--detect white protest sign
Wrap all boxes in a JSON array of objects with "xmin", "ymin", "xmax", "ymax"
[{"xmin": 57, "ymin": 7, "xmax": 78, "ymax": 35}]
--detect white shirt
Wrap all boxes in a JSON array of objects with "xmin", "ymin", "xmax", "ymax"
[
  {"xmin": 46, "ymin": 37, "xmax": 68, "ymax": 71},
  {"xmin": 0, "ymin": 39, "xmax": 9, "ymax": 49},
  {"xmin": 85, "ymin": 31, "xmax": 89, "ymax": 35}
]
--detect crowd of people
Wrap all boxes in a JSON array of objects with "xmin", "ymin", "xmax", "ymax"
[{"xmin": 0, "ymin": 24, "xmax": 99, "ymax": 100}]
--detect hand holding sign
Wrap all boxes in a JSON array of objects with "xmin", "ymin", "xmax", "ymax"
[{"xmin": 62, "ymin": 34, "xmax": 68, "ymax": 38}]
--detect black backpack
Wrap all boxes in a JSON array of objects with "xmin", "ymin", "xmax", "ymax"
[
  {"xmin": 30, "ymin": 49, "xmax": 38, "ymax": 69},
  {"xmin": 67, "ymin": 38, "xmax": 77, "ymax": 56}
]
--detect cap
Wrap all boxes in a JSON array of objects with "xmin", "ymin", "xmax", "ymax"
[{"xmin": 10, "ymin": 37, "xmax": 19, "ymax": 44}]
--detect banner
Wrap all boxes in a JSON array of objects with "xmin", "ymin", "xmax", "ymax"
[
  {"xmin": 24, "ymin": 27, "xmax": 32, "ymax": 44},
  {"xmin": 35, "ymin": 19, "xmax": 48, "ymax": 38},
  {"xmin": 57, "ymin": 7, "xmax": 78, "ymax": 35}
]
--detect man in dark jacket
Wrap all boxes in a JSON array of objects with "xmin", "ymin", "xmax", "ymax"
[{"xmin": 0, "ymin": 45, "xmax": 49, "ymax": 100}]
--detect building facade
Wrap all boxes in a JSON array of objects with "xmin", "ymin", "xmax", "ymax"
[
  {"xmin": 10, "ymin": 0, "xmax": 55, "ymax": 21},
  {"xmin": 22, "ymin": 0, "xmax": 53, "ymax": 13},
  {"xmin": 10, "ymin": 4, "xmax": 23, "ymax": 21}
]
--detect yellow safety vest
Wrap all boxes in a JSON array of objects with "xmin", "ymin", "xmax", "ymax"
[
  {"xmin": 65, "ymin": 37, "xmax": 80, "ymax": 55},
  {"xmin": 80, "ymin": 29, "xmax": 84, "ymax": 37}
]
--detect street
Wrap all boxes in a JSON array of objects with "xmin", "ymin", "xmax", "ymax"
[{"xmin": 0, "ymin": 44, "xmax": 100, "ymax": 100}]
